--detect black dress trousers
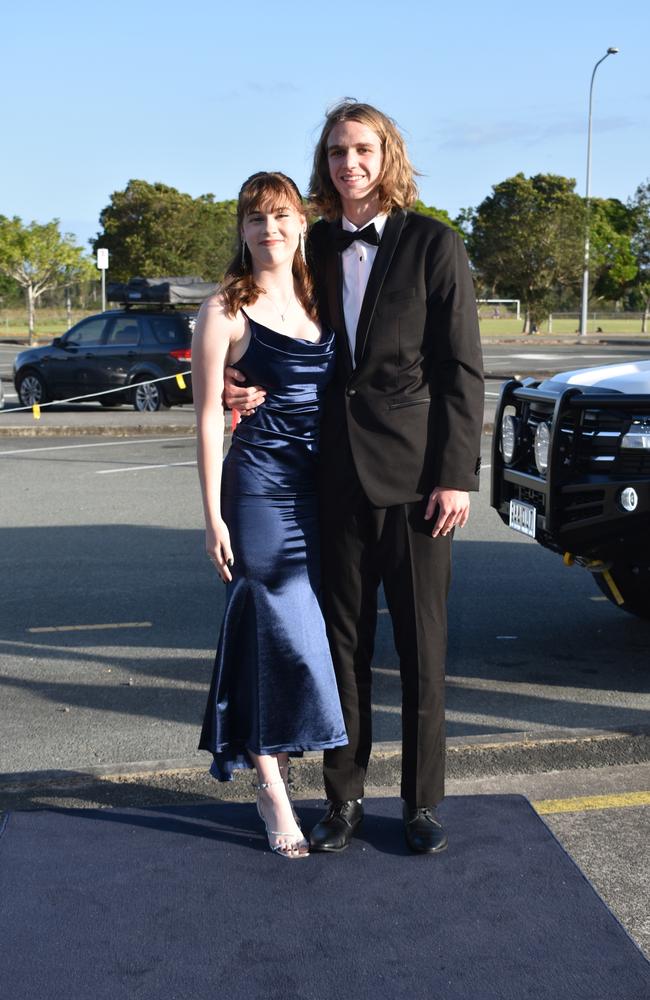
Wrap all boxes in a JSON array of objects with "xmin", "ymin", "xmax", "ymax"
[{"xmin": 319, "ymin": 462, "xmax": 451, "ymax": 809}]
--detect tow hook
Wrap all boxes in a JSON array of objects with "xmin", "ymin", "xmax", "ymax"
[{"xmin": 562, "ymin": 552, "xmax": 625, "ymax": 606}]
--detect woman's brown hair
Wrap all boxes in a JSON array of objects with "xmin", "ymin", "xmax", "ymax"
[
  {"xmin": 221, "ymin": 172, "xmax": 317, "ymax": 320},
  {"xmin": 309, "ymin": 100, "xmax": 419, "ymax": 221}
]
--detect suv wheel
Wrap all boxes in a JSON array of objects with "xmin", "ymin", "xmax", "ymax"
[
  {"xmin": 593, "ymin": 559, "xmax": 650, "ymax": 620},
  {"xmin": 17, "ymin": 371, "xmax": 48, "ymax": 407},
  {"xmin": 132, "ymin": 378, "xmax": 169, "ymax": 413}
]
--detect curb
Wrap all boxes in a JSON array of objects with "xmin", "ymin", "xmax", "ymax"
[
  {"xmin": 2, "ymin": 727, "xmax": 648, "ymax": 809},
  {"xmin": 0, "ymin": 421, "xmax": 498, "ymax": 439},
  {"xmin": 0, "ymin": 423, "xmax": 198, "ymax": 438}
]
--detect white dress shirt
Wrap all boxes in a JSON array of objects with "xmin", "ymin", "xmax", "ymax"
[{"xmin": 341, "ymin": 213, "xmax": 388, "ymax": 363}]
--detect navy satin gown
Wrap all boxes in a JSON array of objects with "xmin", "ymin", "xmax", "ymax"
[{"xmin": 199, "ymin": 311, "xmax": 348, "ymax": 780}]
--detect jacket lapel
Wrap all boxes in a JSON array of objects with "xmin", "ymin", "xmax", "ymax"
[
  {"xmin": 354, "ymin": 210, "xmax": 407, "ymax": 366},
  {"xmin": 325, "ymin": 224, "xmax": 353, "ymax": 375}
]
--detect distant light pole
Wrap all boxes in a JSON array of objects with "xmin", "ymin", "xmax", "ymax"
[{"xmin": 579, "ymin": 47, "xmax": 619, "ymax": 337}]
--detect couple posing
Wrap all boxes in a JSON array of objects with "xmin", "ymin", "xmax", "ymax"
[{"xmin": 193, "ymin": 100, "xmax": 484, "ymax": 859}]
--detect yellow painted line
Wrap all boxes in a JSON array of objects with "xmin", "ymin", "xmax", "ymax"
[
  {"xmin": 28, "ymin": 622, "xmax": 153, "ymax": 634},
  {"xmin": 533, "ymin": 791, "xmax": 650, "ymax": 815}
]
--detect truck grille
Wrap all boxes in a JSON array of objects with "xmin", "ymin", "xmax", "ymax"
[
  {"xmin": 619, "ymin": 451, "xmax": 650, "ymax": 477},
  {"xmin": 513, "ymin": 404, "xmax": 634, "ymax": 479}
]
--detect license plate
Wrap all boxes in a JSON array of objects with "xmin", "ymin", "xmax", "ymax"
[{"xmin": 509, "ymin": 499, "xmax": 536, "ymax": 538}]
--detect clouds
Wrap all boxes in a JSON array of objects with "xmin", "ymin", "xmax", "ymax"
[
  {"xmin": 216, "ymin": 81, "xmax": 301, "ymax": 102},
  {"xmin": 431, "ymin": 113, "xmax": 635, "ymax": 150}
]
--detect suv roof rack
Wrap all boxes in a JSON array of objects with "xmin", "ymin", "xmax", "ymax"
[{"xmin": 106, "ymin": 276, "xmax": 218, "ymax": 306}]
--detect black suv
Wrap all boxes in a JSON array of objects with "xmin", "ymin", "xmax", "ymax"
[{"xmin": 13, "ymin": 307, "xmax": 195, "ymax": 412}]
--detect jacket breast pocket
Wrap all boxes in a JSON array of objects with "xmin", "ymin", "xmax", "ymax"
[{"xmin": 387, "ymin": 395, "xmax": 430, "ymax": 411}]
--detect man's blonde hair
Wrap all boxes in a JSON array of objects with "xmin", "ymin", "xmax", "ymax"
[{"xmin": 309, "ymin": 100, "xmax": 419, "ymax": 220}]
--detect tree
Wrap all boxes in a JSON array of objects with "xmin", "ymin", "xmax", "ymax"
[
  {"xmin": 93, "ymin": 180, "xmax": 237, "ymax": 282},
  {"xmin": 628, "ymin": 180, "xmax": 650, "ymax": 332},
  {"xmin": 467, "ymin": 173, "xmax": 586, "ymax": 330},
  {"xmin": 0, "ymin": 272, "xmax": 22, "ymax": 307},
  {"xmin": 0, "ymin": 217, "xmax": 94, "ymax": 343},
  {"xmin": 412, "ymin": 200, "xmax": 462, "ymax": 233},
  {"xmin": 588, "ymin": 198, "xmax": 637, "ymax": 305}
]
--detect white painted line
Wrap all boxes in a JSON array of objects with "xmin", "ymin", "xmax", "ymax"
[
  {"xmin": 496, "ymin": 635, "xmax": 519, "ymax": 639},
  {"xmin": 0, "ymin": 435, "xmax": 195, "ymax": 457},
  {"xmin": 28, "ymin": 621, "xmax": 153, "ymax": 634},
  {"xmin": 509, "ymin": 353, "xmax": 617, "ymax": 361},
  {"xmin": 96, "ymin": 460, "xmax": 197, "ymax": 475},
  {"xmin": 485, "ymin": 392, "xmax": 500, "ymax": 398},
  {"xmin": 378, "ymin": 608, "xmax": 389, "ymax": 614}
]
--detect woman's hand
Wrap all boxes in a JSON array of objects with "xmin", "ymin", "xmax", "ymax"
[
  {"xmin": 206, "ymin": 520, "xmax": 234, "ymax": 582},
  {"xmin": 224, "ymin": 366, "xmax": 266, "ymax": 417}
]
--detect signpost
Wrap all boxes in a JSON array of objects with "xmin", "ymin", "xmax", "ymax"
[{"xmin": 97, "ymin": 248, "xmax": 109, "ymax": 312}]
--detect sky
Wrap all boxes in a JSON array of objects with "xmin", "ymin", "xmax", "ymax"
[{"xmin": 2, "ymin": 0, "xmax": 648, "ymax": 253}]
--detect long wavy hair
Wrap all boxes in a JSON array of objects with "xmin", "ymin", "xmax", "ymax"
[
  {"xmin": 221, "ymin": 172, "xmax": 317, "ymax": 320},
  {"xmin": 309, "ymin": 100, "xmax": 419, "ymax": 221}
]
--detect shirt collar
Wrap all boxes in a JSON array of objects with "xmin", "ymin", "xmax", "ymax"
[{"xmin": 341, "ymin": 213, "xmax": 388, "ymax": 238}]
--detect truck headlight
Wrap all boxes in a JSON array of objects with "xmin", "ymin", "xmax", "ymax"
[
  {"xmin": 501, "ymin": 414, "xmax": 517, "ymax": 463},
  {"xmin": 621, "ymin": 420, "xmax": 650, "ymax": 449},
  {"xmin": 534, "ymin": 421, "xmax": 550, "ymax": 475}
]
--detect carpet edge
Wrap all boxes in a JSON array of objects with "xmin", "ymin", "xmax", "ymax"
[{"xmin": 521, "ymin": 795, "xmax": 650, "ymax": 969}]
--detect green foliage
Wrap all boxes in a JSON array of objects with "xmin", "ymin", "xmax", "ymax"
[
  {"xmin": 467, "ymin": 173, "xmax": 585, "ymax": 326},
  {"xmin": 589, "ymin": 199, "xmax": 637, "ymax": 302},
  {"xmin": 411, "ymin": 200, "xmax": 462, "ymax": 233},
  {"xmin": 0, "ymin": 272, "xmax": 22, "ymax": 306},
  {"xmin": 0, "ymin": 216, "xmax": 94, "ymax": 340},
  {"xmin": 628, "ymin": 180, "xmax": 650, "ymax": 301},
  {"xmin": 93, "ymin": 180, "xmax": 237, "ymax": 282}
]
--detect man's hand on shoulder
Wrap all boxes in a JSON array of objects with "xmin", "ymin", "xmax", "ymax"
[
  {"xmin": 223, "ymin": 367, "xmax": 266, "ymax": 417},
  {"xmin": 424, "ymin": 487, "xmax": 470, "ymax": 537}
]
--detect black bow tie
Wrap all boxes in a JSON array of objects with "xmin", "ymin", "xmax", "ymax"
[{"xmin": 332, "ymin": 223, "xmax": 380, "ymax": 252}]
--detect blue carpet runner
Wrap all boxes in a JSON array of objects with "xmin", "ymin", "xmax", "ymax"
[{"xmin": 1, "ymin": 795, "xmax": 648, "ymax": 999}]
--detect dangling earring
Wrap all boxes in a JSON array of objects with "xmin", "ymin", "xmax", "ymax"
[
  {"xmin": 241, "ymin": 240, "xmax": 247, "ymax": 268},
  {"xmin": 299, "ymin": 231, "xmax": 306, "ymax": 265}
]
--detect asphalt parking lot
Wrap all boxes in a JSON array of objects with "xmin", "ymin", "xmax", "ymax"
[{"xmin": 1, "ymin": 340, "xmax": 649, "ymax": 956}]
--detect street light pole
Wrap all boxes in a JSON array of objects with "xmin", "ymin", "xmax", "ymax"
[{"xmin": 579, "ymin": 47, "xmax": 619, "ymax": 337}]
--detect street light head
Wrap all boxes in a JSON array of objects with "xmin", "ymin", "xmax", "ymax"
[{"xmin": 607, "ymin": 47, "xmax": 619, "ymax": 54}]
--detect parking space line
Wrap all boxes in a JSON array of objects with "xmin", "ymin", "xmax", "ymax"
[
  {"xmin": 28, "ymin": 622, "xmax": 153, "ymax": 634},
  {"xmin": 532, "ymin": 791, "xmax": 650, "ymax": 815},
  {"xmin": 96, "ymin": 460, "xmax": 197, "ymax": 475},
  {"xmin": 0, "ymin": 435, "xmax": 195, "ymax": 457}
]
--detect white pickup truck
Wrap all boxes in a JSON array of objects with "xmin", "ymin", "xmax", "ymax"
[{"xmin": 491, "ymin": 359, "xmax": 650, "ymax": 618}]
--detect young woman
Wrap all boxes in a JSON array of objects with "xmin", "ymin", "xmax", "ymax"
[{"xmin": 193, "ymin": 172, "xmax": 347, "ymax": 859}]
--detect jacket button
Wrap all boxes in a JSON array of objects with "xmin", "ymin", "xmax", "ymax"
[{"xmin": 347, "ymin": 388, "xmax": 357, "ymax": 397}]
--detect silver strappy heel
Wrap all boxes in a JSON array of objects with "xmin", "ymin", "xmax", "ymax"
[
  {"xmin": 254, "ymin": 778, "xmax": 309, "ymax": 860},
  {"xmin": 278, "ymin": 762, "xmax": 302, "ymax": 829}
]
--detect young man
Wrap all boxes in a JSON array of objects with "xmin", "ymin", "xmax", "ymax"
[{"xmin": 226, "ymin": 101, "xmax": 484, "ymax": 853}]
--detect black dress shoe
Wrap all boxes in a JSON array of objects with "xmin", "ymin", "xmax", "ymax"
[
  {"xmin": 403, "ymin": 805, "xmax": 448, "ymax": 854},
  {"xmin": 309, "ymin": 800, "xmax": 364, "ymax": 852}
]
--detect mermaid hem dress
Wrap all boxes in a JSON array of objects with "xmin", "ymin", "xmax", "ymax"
[{"xmin": 198, "ymin": 314, "xmax": 348, "ymax": 781}]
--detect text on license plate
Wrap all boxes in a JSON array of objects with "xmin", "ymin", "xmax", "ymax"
[{"xmin": 509, "ymin": 499, "xmax": 537, "ymax": 538}]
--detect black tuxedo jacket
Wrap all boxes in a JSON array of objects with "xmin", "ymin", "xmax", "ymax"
[{"xmin": 308, "ymin": 210, "xmax": 484, "ymax": 508}]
